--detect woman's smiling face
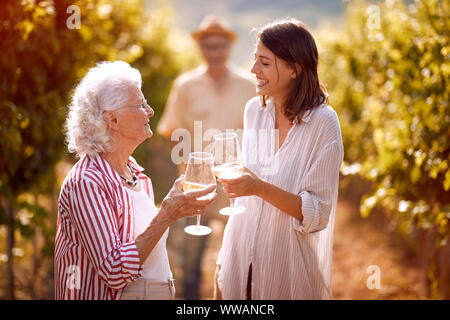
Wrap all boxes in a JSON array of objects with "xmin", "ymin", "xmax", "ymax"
[{"xmin": 251, "ymin": 39, "xmax": 297, "ymax": 99}]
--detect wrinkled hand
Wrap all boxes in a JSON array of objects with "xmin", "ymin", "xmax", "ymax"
[
  {"xmin": 219, "ymin": 167, "xmax": 263, "ymax": 198},
  {"xmin": 160, "ymin": 175, "xmax": 217, "ymax": 224}
]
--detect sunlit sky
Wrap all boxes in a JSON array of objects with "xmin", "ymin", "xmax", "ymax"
[{"xmin": 147, "ymin": 0, "xmax": 346, "ymax": 68}]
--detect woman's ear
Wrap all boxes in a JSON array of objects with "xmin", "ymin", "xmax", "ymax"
[
  {"xmin": 103, "ymin": 110, "xmax": 118, "ymax": 131},
  {"xmin": 290, "ymin": 63, "xmax": 302, "ymax": 79}
]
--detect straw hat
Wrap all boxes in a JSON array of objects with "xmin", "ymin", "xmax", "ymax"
[{"xmin": 191, "ymin": 15, "xmax": 238, "ymax": 43}]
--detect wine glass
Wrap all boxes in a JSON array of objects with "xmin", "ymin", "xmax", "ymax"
[
  {"xmin": 211, "ymin": 132, "xmax": 246, "ymax": 216},
  {"xmin": 183, "ymin": 152, "xmax": 216, "ymax": 236}
]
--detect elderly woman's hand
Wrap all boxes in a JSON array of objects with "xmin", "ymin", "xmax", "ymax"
[
  {"xmin": 159, "ymin": 175, "xmax": 217, "ymax": 224},
  {"xmin": 218, "ymin": 167, "xmax": 265, "ymax": 198}
]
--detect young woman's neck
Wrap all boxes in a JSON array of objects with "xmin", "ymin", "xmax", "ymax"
[{"xmin": 272, "ymin": 94, "xmax": 291, "ymax": 127}]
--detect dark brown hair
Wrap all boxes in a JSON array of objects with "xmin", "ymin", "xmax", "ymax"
[{"xmin": 257, "ymin": 19, "xmax": 328, "ymax": 122}]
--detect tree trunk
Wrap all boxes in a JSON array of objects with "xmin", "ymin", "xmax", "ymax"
[
  {"xmin": 49, "ymin": 179, "xmax": 59, "ymax": 298},
  {"xmin": 438, "ymin": 230, "xmax": 450, "ymax": 299},
  {"xmin": 31, "ymin": 226, "xmax": 42, "ymax": 299},
  {"xmin": 418, "ymin": 228, "xmax": 432, "ymax": 298},
  {"xmin": 31, "ymin": 193, "xmax": 41, "ymax": 299},
  {"xmin": 5, "ymin": 198, "xmax": 15, "ymax": 299}
]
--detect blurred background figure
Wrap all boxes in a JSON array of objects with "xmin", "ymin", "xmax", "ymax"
[{"xmin": 157, "ymin": 15, "xmax": 256, "ymax": 299}]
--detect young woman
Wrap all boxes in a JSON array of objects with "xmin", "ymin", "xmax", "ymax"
[{"xmin": 215, "ymin": 19, "xmax": 344, "ymax": 299}]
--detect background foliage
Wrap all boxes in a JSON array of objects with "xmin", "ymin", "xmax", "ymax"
[
  {"xmin": 0, "ymin": 0, "xmax": 198, "ymax": 299},
  {"xmin": 319, "ymin": 0, "xmax": 449, "ymax": 298}
]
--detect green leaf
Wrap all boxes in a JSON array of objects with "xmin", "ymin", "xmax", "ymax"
[{"xmin": 444, "ymin": 169, "xmax": 450, "ymax": 191}]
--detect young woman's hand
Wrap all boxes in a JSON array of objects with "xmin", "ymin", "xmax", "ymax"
[{"xmin": 218, "ymin": 167, "xmax": 265, "ymax": 198}]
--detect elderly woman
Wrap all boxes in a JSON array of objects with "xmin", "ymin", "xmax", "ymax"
[{"xmin": 55, "ymin": 61, "xmax": 216, "ymax": 300}]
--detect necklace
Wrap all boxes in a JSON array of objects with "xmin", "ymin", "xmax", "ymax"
[{"xmin": 118, "ymin": 163, "xmax": 138, "ymax": 187}]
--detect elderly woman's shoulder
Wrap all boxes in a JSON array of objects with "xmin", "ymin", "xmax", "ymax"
[{"xmin": 62, "ymin": 158, "xmax": 109, "ymax": 192}]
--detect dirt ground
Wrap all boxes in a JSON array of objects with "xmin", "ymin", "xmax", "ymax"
[
  {"xmin": 198, "ymin": 198, "xmax": 424, "ymax": 300},
  {"xmin": 0, "ymin": 196, "xmax": 425, "ymax": 300}
]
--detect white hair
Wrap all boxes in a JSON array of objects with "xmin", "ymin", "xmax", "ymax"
[{"xmin": 65, "ymin": 61, "xmax": 142, "ymax": 157}]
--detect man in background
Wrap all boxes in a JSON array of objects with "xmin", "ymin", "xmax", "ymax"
[{"xmin": 157, "ymin": 15, "xmax": 255, "ymax": 299}]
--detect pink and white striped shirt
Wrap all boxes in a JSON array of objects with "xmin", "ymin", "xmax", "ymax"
[{"xmin": 55, "ymin": 154, "xmax": 154, "ymax": 299}]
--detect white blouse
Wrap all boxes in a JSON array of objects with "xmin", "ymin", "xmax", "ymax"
[
  {"xmin": 217, "ymin": 97, "xmax": 344, "ymax": 299},
  {"xmin": 127, "ymin": 186, "xmax": 172, "ymax": 281}
]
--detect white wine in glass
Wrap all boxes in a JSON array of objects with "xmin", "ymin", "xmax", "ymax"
[
  {"xmin": 183, "ymin": 152, "xmax": 216, "ymax": 236},
  {"xmin": 182, "ymin": 181, "xmax": 216, "ymax": 200},
  {"xmin": 212, "ymin": 132, "xmax": 246, "ymax": 216}
]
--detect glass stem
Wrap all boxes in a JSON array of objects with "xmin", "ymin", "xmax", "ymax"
[
  {"xmin": 196, "ymin": 214, "xmax": 201, "ymax": 227},
  {"xmin": 230, "ymin": 198, "xmax": 236, "ymax": 208}
]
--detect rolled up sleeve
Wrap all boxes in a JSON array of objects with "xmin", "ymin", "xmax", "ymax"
[{"xmin": 293, "ymin": 141, "xmax": 343, "ymax": 234}]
